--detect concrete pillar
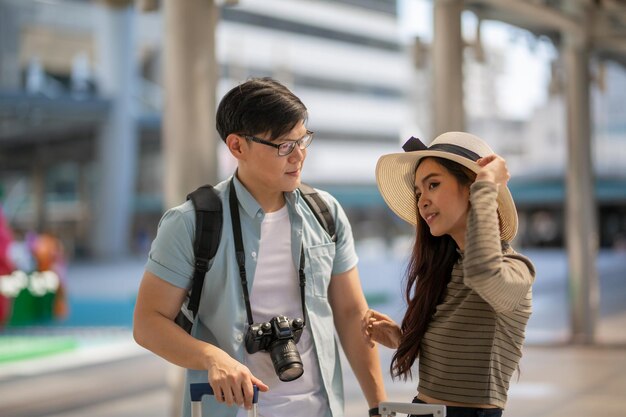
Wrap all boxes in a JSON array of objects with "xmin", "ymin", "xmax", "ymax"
[
  {"xmin": 163, "ymin": 0, "xmax": 220, "ymax": 208},
  {"xmin": 0, "ymin": 2, "xmax": 22, "ymax": 89},
  {"xmin": 432, "ymin": 0, "xmax": 465, "ymax": 136},
  {"xmin": 32, "ymin": 163, "xmax": 46, "ymax": 233},
  {"xmin": 77, "ymin": 162, "xmax": 90, "ymax": 256},
  {"xmin": 162, "ymin": 3, "xmax": 220, "ymax": 415},
  {"xmin": 92, "ymin": 3, "xmax": 138, "ymax": 258},
  {"xmin": 562, "ymin": 7, "xmax": 599, "ymax": 344},
  {"xmin": 410, "ymin": 37, "xmax": 432, "ymax": 140}
]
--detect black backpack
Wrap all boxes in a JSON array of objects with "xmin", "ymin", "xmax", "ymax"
[{"xmin": 175, "ymin": 183, "xmax": 336, "ymax": 333}]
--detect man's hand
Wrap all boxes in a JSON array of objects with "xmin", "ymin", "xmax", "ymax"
[
  {"xmin": 207, "ymin": 349, "xmax": 269, "ymax": 410},
  {"xmin": 361, "ymin": 309, "xmax": 401, "ymax": 349}
]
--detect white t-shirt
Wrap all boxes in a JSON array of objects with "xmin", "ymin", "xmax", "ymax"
[{"xmin": 236, "ymin": 205, "xmax": 328, "ymax": 417}]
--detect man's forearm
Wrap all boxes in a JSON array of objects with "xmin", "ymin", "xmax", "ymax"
[
  {"xmin": 328, "ymin": 267, "xmax": 387, "ymax": 409},
  {"xmin": 335, "ymin": 311, "xmax": 387, "ymax": 408},
  {"xmin": 134, "ymin": 310, "xmax": 218, "ymax": 371}
]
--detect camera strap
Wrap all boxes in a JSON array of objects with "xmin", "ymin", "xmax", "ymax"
[{"xmin": 229, "ymin": 179, "xmax": 307, "ymax": 327}]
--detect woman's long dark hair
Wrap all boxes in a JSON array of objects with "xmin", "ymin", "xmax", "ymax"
[{"xmin": 391, "ymin": 157, "xmax": 476, "ymax": 380}]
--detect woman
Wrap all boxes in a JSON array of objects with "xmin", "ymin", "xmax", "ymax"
[{"xmin": 363, "ymin": 132, "xmax": 535, "ymax": 417}]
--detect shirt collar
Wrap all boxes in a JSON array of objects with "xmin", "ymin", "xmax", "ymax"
[
  {"xmin": 285, "ymin": 187, "xmax": 299, "ymax": 208},
  {"xmin": 231, "ymin": 174, "xmax": 301, "ymax": 218},
  {"xmin": 231, "ymin": 174, "xmax": 262, "ymax": 219}
]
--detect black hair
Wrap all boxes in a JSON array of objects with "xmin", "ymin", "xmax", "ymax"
[
  {"xmin": 391, "ymin": 156, "xmax": 476, "ymax": 380},
  {"xmin": 216, "ymin": 77, "xmax": 308, "ymax": 143}
]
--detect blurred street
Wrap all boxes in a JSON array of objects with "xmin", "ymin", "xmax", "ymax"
[
  {"xmin": 1, "ymin": 248, "xmax": 625, "ymax": 417},
  {"xmin": 2, "ymin": 1, "xmax": 626, "ymax": 416}
]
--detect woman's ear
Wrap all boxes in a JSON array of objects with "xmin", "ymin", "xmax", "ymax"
[{"xmin": 226, "ymin": 133, "xmax": 247, "ymax": 160}]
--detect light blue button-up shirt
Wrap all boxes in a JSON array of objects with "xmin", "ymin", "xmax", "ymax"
[{"xmin": 146, "ymin": 175, "xmax": 358, "ymax": 417}]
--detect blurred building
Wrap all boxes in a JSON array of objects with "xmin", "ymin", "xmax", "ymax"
[
  {"xmin": 1, "ymin": 0, "xmax": 625, "ymax": 257},
  {"xmin": 0, "ymin": 0, "xmax": 413, "ymax": 257},
  {"xmin": 507, "ymin": 60, "xmax": 626, "ymax": 247}
]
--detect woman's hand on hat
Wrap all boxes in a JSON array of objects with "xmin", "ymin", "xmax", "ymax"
[
  {"xmin": 361, "ymin": 308, "xmax": 401, "ymax": 349},
  {"xmin": 476, "ymin": 154, "xmax": 510, "ymax": 187}
]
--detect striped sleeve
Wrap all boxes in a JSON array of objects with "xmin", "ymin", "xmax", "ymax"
[{"xmin": 463, "ymin": 181, "xmax": 535, "ymax": 312}]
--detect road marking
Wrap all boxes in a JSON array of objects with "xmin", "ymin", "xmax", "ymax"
[
  {"xmin": 0, "ymin": 338, "xmax": 146, "ymax": 380},
  {"xmin": 508, "ymin": 382, "xmax": 560, "ymax": 398}
]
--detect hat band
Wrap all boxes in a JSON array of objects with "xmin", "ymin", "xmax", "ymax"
[{"xmin": 428, "ymin": 143, "xmax": 480, "ymax": 162}]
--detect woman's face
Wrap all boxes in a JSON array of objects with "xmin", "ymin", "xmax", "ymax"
[{"xmin": 414, "ymin": 158, "xmax": 471, "ymax": 249}]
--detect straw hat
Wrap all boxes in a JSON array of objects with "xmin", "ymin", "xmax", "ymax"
[{"xmin": 375, "ymin": 131, "xmax": 518, "ymax": 242}]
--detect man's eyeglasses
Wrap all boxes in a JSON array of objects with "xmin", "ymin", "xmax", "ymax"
[{"xmin": 241, "ymin": 131, "xmax": 314, "ymax": 156}]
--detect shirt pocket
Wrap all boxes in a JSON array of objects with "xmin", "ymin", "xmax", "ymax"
[{"xmin": 306, "ymin": 243, "xmax": 336, "ymax": 298}]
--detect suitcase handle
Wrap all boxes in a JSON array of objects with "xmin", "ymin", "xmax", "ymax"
[
  {"xmin": 379, "ymin": 401, "xmax": 446, "ymax": 416},
  {"xmin": 190, "ymin": 383, "xmax": 259, "ymax": 403}
]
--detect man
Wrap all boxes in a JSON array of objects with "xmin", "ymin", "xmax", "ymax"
[{"xmin": 133, "ymin": 78, "xmax": 386, "ymax": 417}]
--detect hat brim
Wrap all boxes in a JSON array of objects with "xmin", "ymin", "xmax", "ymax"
[{"xmin": 376, "ymin": 150, "xmax": 518, "ymax": 242}]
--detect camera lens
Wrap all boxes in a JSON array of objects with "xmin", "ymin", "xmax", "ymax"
[{"xmin": 269, "ymin": 339, "xmax": 303, "ymax": 382}]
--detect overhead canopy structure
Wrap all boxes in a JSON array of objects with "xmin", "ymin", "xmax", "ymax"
[
  {"xmin": 0, "ymin": 92, "xmax": 109, "ymax": 169},
  {"xmin": 464, "ymin": 0, "xmax": 626, "ymax": 67}
]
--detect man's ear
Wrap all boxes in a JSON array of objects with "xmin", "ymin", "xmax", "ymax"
[{"xmin": 226, "ymin": 133, "xmax": 247, "ymax": 160}]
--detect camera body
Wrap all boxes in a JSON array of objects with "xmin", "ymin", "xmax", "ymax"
[
  {"xmin": 245, "ymin": 315, "xmax": 304, "ymax": 352},
  {"xmin": 245, "ymin": 315, "xmax": 305, "ymax": 381}
]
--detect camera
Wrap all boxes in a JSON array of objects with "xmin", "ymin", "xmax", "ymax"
[{"xmin": 245, "ymin": 315, "xmax": 305, "ymax": 381}]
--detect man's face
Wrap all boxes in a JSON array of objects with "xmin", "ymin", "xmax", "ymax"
[{"xmin": 241, "ymin": 120, "xmax": 308, "ymax": 194}]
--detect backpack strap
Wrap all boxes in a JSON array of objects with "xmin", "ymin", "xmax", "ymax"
[
  {"xmin": 176, "ymin": 184, "xmax": 222, "ymax": 333},
  {"xmin": 298, "ymin": 183, "xmax": 337, "ymax": 242}
]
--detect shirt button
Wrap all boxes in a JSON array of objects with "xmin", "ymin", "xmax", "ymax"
[
  {"xmin": 235, "ymin": 333, "xmax": 243, "ymax": 342},
  {"xmin": 256, "ymin": 213, "xmax": 262, "ymax": 218},
  {"xmin": 251, "ymin": 251, "xmax": 257, "ymax": 258}
]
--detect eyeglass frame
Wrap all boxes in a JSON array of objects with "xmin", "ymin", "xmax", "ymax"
[{"xmin": 240, "ymin": 130, "xmax": 315, "ymax": 156}]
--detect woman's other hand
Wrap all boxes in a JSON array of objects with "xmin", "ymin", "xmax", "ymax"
[
  {"xmin": 476, "ymin": 154, "xmax": 510, "ymax": 188},
  {"xmin": 361, "ymin": 309, "xmax": 402, "ymax": 349}
]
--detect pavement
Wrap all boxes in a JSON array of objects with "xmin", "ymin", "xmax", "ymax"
[
  {"xmin": 1, "ymin": 248, "xmax": 625, "ymax": 417},
  {"xmin": 344, "ymin": 340, "xmax": 626, "ymax": 417}
]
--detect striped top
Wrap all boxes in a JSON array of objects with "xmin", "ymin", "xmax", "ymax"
[{"xmin": 417, "ymin": 180, "xmax": 535, "ymax": 409}]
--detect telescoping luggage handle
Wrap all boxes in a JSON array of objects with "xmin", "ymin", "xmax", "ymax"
[
  {"xmin": 190, "ymin": 383, "xmax": 259, "ymax": 417},
  {"xmin": 378, "ymin": 401, "xmax": 446, "ymax": 416}
]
